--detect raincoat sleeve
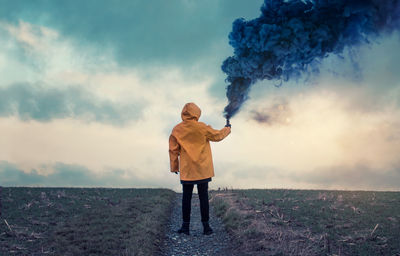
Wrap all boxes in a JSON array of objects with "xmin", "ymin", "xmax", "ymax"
[
  {"xmin": 169, "ymin": 134, "xmax": 180, "ymax": 172},
  {"xmin": 205, "ymin": 126, "xmax": 231, "ymax": 142}
]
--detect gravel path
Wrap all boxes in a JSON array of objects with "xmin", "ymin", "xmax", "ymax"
[{"xmin": 161, "ymin": 193, "xmax": 234, "ymax": 256}]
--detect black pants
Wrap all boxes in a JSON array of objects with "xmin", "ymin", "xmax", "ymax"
[{"xmin": 182, "ymin": 182, "xmax": 209, "ymax": 223}]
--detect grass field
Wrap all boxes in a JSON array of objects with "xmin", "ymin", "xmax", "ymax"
[
  {"xmin": 211, "ymin": 189, "xmax": 400, "ymax": 256},
  {"xmin": 0, "ymin": 187, "xmax": 175, "ymax": 255}
]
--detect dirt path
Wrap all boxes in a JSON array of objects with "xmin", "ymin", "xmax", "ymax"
[{"xmin": 161, "ymin": 193, "xmax": 234, "ymax": 256}]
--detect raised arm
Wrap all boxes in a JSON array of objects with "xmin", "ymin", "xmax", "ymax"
[
  {"xmin": 169, "ymin": 134, "xmax": 180, "ymax": 172},
  {"xmin": 205, "ymin": 125, "xmax": 231, "ymax": 142}
]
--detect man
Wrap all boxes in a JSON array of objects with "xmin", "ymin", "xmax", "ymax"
[{"xmin": 169, "ymin": 102, "xmax": 231, "ymax": 235}]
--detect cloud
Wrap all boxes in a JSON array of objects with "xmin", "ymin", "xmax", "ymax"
[
  {"xmin": 0, "ymin": 20, "xmax": 224, "ymax": 184},
  {"xmin": 0, "ymin": 161, "xmax": 44, "ymax": 186},
  {"xmin": 0, "ymin": 20, "xmax": 115, "ymax": 84},
  {"xmin": 0, "ymin": 0, "xmax": 264, "ymax": 66},
  {"xmin": 311, "ymin": 32, "xmax": 400, "ymax": 113},
  {"xmin": 0, "ymin": 65, "xmax": 223, "ymax": 185},
  {"xmin": 300, "ymin": 163, "xmax": 400, "ymax": 191},
  {"xmin": 0, "ymin": 2, "xmax": 399, "ymax": 191},
  {"xmin": 250, "ymin": 98, "xmax": 292, "ymax": 126},
  {"xmin": 0, "ymin": 161, "xmax": 174, "ymax": 188},
  {"xmin": 0, "ymin": 20, "xmax": 221, "ymax": 125},
  {"xmin": 0, "ymin": 83, "xmax": 141, "ymax": 125},
  {"xmin": 207, "ymin": 85, "xmax": 400, "ymax": 190},
  {"xmin": 211, "ymin": 158, "xmax": 400, "ymax": 191}
]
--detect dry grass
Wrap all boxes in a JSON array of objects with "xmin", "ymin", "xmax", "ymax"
[
  {"xmin": 210, "ymin": 189, "xmax": 400, "ymax": 256},
  {"xmin": 0, "ymin": 187, "xmax": 175, "ymax": 255}
]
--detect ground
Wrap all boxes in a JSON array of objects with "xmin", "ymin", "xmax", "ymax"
[
  {"xmin": 0, "ymin": 187, "xmax": 174, "ymax": 255},
  {"xmin": 161, "ymin": 193, "xmax": 234, "ymax": 256},
  {"xmin": 2, "ymin": 187, "xmax": 399, "ymax": 255},
  {"xmin": 210, "ymin": 189, "xmax": 400, "ymax": 256}
]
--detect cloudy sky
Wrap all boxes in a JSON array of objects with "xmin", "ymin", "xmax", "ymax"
[{"xmin": 1, "ymin": 0, "xmax": 399, "ymax": 191}]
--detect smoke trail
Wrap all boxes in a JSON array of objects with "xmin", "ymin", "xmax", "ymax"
[
  {"xmin": 222, "ymin": 0, "xmax": 400, "ymax": 119},
  {"xmin": 251, "ymin": 99, "xmax": 292, "ymax": 126}
]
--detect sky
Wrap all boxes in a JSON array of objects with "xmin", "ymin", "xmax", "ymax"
[{"xmin": 1, "ymin": 0, "xmax": 399, "ymax": 191}]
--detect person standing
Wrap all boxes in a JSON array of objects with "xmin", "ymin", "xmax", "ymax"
[{"xmin": 169, "ymin": 102, "xmax": 231, "ymax": 235}]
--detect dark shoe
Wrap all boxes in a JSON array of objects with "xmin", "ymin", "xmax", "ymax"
[
  {"xmin": 202, "ymin": 221, "xmax": 213, "ymax": 235},
  {"xmin": 177, "ymin": 222, "xmax": 190, "ymax": 235}
]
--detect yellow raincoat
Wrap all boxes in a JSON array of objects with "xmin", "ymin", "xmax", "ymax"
[{"xmin": 169, "ymin": 103, "xmax": 231, "ymax": 181}]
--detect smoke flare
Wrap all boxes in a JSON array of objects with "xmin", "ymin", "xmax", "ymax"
[{"xmin": 222, "ymin": 0, "xmax": 400, "ymax": 119}]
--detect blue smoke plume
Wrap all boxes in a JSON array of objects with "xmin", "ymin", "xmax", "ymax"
[{"xmin": 222, "ymin": 0, "xmax": 400, "ymax": 119}]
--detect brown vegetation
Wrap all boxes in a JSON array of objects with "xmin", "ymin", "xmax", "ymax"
[
  {"xmin": 210, "ymin": 189, "xmax": 400, "ymax": 256},
  {"xmin": 0, "ymin": 187, "xmax": 175, "ymax": 255}
]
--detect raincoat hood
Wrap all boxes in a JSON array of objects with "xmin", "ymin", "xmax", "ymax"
[{"xmin": 181, "ymin": 102, "xmax": 201, "ymax": 121}]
